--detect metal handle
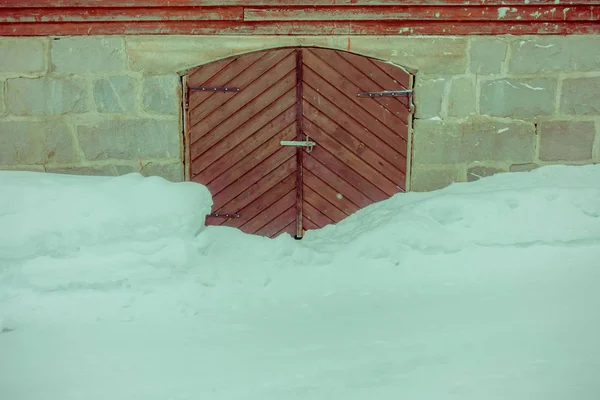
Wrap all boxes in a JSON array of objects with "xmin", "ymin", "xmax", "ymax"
[{"xmin": 280, "ymin": 136, "xmax": 316, "ymax": 153}]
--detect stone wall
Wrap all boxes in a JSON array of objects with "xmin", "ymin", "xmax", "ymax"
[{"xmin": 1, "ymin": 35, "xmax": 598, "ymax": 189}]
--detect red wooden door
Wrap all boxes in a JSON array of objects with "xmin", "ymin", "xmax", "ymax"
[{"xmin": 185, "ymin": 47, "xmax": 412, "ymax": 238}]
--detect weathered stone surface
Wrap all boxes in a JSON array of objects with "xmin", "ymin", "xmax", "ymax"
[
  {"xmin": 0, "ymin": 38, "xmax": 46, "ymax": 74},
  {"xmin": 127, "ymin": 36, "xmax": 466, "ymax": 74},
  {"xmin": 411, "ymin": 164, "xmax": 465, "ymax": 192},
  {"xmin": 470, "ymin": 37, "xmax": 507, "ymax": 75},
  {"xmin": 413, "ymin": 117, "xmax": 536, "ymax": 164},
  {"xmin": 52, "ymin": 37, "xmax": 127, "ymax": 74},
  {"xmin": 140, "ymin": 161, "xmax": 184, "ymax": 182},
  {"xmin": 447, "ymin": 75, "xmax": 476, "ymax": 117},
  {"xmin": 467, "ymin": 165, "xmax": 505, "ymax": 182},
  {"xmin": 45, "ymin": 165, "xmax": 121, "ymax": 176},
  {"xmin": 142, "ymin": 76, "xmax": 181, "ymax": 115},
  {"xmin": 560, "ymin": 77, "xmax": 600, "ymax": 115},
  {"xmin": 0, "ymin": 121, "xmax": 75, "ymax": 165},
  {"xmin": 76, "ymin": 119, "xmax": 181, "ymax": 161},
  {"xmin": 539, "ymin": 120, "xmax": 595, "ymax": 161},
  {"xmin": 94, "ymin": 76, "xmax": 137, "ymax": 113},
  {"xmin": 0, "ymin": 80, "xmax": 5, "ymax": 117},
  {"xmin": 6, "ymin": 77, "xmax": 89, "ymax": 116},
  {"xmin": 509, "ymin": 36, "xmax": 600, "ymax": 74},
  {"xmin": 509, "ymin": 163, "xmax": 540, "ymax": 172},
  {"xmin": 414, "ymin": 75, "xmax": 447, "ymax": 119},
  {"xmin": 480, "ymin": 78, "xmax": 556, "ymax": 118},
  {"xmin": 0, "ymin": 165, "xmax": 46, "ymax": 172}
]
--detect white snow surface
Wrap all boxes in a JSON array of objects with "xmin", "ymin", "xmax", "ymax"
[{"xmin": 1, "ymin": 167, "xmax": 600, "ymax": 400}]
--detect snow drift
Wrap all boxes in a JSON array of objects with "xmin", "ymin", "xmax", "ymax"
[{"xmin": 1, "ymin": 166, "xmax": 600, "ymax": 400}]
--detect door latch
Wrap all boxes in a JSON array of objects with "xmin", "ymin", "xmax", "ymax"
[{"xmin": 280, "ymin": 136, "xmax": 316, "ymax": 153}]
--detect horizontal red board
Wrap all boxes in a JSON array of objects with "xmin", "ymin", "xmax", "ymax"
[
  {"xmin": 1, "ymin": 20, "xmax": 598, "ymax": 36},
  {"xmin": 0, "ymin": 0, "xmax": 599, "ymax": 6}
]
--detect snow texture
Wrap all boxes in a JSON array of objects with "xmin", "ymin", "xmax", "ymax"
[{"xmin": 1, "ymin": 167, "xmax": 600, "ymax": 400}]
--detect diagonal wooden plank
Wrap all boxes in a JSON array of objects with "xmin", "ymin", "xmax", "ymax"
[
  {"xmin": 303, "ymin": 185, "xmax": 348, "ymax": 222},
  {"xmin": 205, "ymin": 125, "xmax": 296, "ymax": 194},
  {"xmin": 303, "ymin": 201, "xmax": 334, "ymax": 229},
  {"xmin": 254, "ymin": 206, "xmax": 298, "ymax": 238},
  {"xmin": 186, "ymin": 56, "xmax": 235, "ymax": 88},
  {"xmin": 215, "ymin": 156, "xmax": 296, "ymax": 215},
  {"xmin": 337, "ymin": 50, "xmax": 410, "ymax": 92},
  {"xmin": 309, "ymin": 48, "xmax": 410, "ymax": 119},
  {"xmin": 188, "ymin": 50, "xmax": 267, "ymax": 110},
  {"xmin": 303, "ymin": 100, "xmax": 406, "ymax": 182},
  {"xmin": 303, "ymin": 49, "xmax": 408, "ymax": 140},
  {"xmin": 304, "ymin": 117, "xmax": 402, "ymax": 196},
  {"xmin": 303, "ymin": 154, "xmax": 373, "ymax": 208},
  {"xmin": 240, "ymin": 190, "xmax": 296, "ymax": 234},
  {"xmin": 302, "ymin": 84, "xmax": 406, "ymax": 168},
  {"xmin": 304, "ymin": 169, "xmax": 359, "ymax": 215},
  {"xmin": 272, "ymin": 220, "xmax": 296, "ymax": 238},
  {"xmin": 302, "ymin": 215, "xmax": 319, "ymax": 231},
  {"xmin": 224, "ymin": 173, "xmax": 296, "ymax": 229},
  {"xmin": 370, "ymin": 58, "xmax": 413, "ymax": 90},
  {"xmin": 211, "ymin": 149, "xmax": 295, "ymax": 208},
  {"xmin": 191, "ymin": 71, "xmax": 296, "ymax": 158},
  {"xmin": 189, "ymin": 48, "xmax": 295, "ymax": 129}
]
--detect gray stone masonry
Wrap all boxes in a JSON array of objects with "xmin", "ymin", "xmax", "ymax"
[
  {"xmin": 76, "ymin": 119, "xmax": 181, "ymax": 161},
  {"xmin": 560, "ymin": 77, "xmax": 600, "ymax": 115},
  {"xmin": 0, "ymin": 34, "xmax": 598, "ymax": 191},
  {"xmin": 0, "ymin": 38, "xmax": 46, "ymax": 75},
  {"xmin": 0, "ymin": 121, "xmax": 75, "ymax": 165},
  {"xmin": 142, "ymin": 76, "xmax": 181, "ymax": 115},
  {"xmin": 51, "ymin": 37, "xmax": 128, "ymax": 74},
  {"xmin": 6, "ymin": 77, "xmax": 90, "ymax": 116},
  {"xmin": 480, "ymin": 78, "xmax": 557, "ymax": 118},
  {"xmin": 539, "ymin": 121, "xmax": 596, "ymax": 162},
  {"xmin": 94, "ymin": 76, "xmax": 138, "ymax": 114}
]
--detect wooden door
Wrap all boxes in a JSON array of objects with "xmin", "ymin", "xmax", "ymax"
[{"xmin": 185, "ymin": 47, "xmax": 412, "ymax": 238}]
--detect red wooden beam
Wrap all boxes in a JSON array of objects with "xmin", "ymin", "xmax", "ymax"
[
  {"xmin": 245, "ymin": 5, "xmax": 599, "ymax": 21},
  {"xmin": 0, "ymin": 20, "xmax": 598, "ymax": 36},
  {"xmin": 0, "ymin": 0, "xmax": 599, "ymax": 7},
  {"xmin": 0, "ymin": 7, "xmax": 243, "ymax": 23}
]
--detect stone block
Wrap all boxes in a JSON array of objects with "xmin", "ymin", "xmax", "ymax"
[
  {"xmin": 410, "ymin": 164, "xmax": 465, "ymax": 192},
  {"xmin": 539, "ymin": 120, "xmax": 595, "ymax": 162},
  {"xmin": 413, "ymin": 117, "xmax": 536, "ymax": 164},
  {"xmin": 45, "ymin": 165, "xmax": 121, "ymax": 176},
  {"xmin": 0, "ymin": 38, "xmax": 46, "ymax": 74},
  {"xmin": 142, "ymin": 75, "xmax": 181, "ymax": 115},
  {"xmin": 560, "ymin": 77, "xmax": 600, "ymax": 115},
  {"xmin": 140, "ymin": 161, "xmax": 184, "ymax": 182},
  {"xmin": 51, "ymin": 37, "xmax": 127, "ymax": 74},
  {"xmin": 76, "ymin": 119, "xmax": 181, "ymax": 161},
  {"xmin": 509, "ymin": 37, "xmax": 600, "ymax": 74},
  {"xmin": 447, "ymin": 75, "xmax": 476, "ymax": 117},
  {"xmin": 93, "ymin": 76, "xmax": 137, "ymax": 114},
  {"xmin": 0, "ymin": 165, "xmax": 46, "ymax": 172},
  {"xmin": 0, "ymin": 121, "xmax": 76, "ymax": 165},
  {"xmin": 414, "ymin": 75, "xmax": 447, "ymax": 119},
  {"xmin": 6, "ymin": 77, "xmax": 89, "ymax": 116},
  {"xmin": 127, "ymin": 36, "xmax": 467, "ymax": 75},
  {"xmin": 0, "ymin": 80, "xmax": 5, "ymax": 117},
  {"xmin": 467, "ymin": 165, "xmax": 505, "ymax": 182},
  {"xmin": 469, "ymin": 37, "xmax": 507, "ymax": 75},
  {"xmin": 480, "ymin": 78, "xmax": 556, "ymax": 118},
  {"xmin": 509, "ymin": 163, "xmax": 540, "ymax": 172}
]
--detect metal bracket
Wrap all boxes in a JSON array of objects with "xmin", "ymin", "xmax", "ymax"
[
  {"xmin": 208, "ymin": 212, "xmax": 240, "ymax": 218},
  {"xmin": 280, "ymin": 136, "xmax": 316, "ymax": 153},
  {"xmin": 357, "ymin": 90, "xmax": 412, "ymax": 98},
  {"xmin": 189, "ymin": 87, "xmax": 240, "ymax": 92}
]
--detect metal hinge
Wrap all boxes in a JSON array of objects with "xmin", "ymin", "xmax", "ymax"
[
  {"xmin": 189, "ymin": 87, "xmax": 240, "ymax": 92},
  {"xmin": 208, "ymin": 212, "xmax": 240, "ymax": 218},
  {"xmin": 280, "ymin": 136, "xmax": 316, "ymax": 153},
  {"xmin": 357, "ymin": 90, "xmax": 412, "ymax": 98}
]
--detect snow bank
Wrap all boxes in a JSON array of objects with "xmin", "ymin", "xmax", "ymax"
[{"xmin": 0, "ymin": 172, "xmax": 212, "ymax": 262}]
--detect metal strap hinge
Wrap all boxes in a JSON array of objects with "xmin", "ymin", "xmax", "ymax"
[
  {"xmin": 280, "ymin": 136, "xmax": 316, "ymax": 153},
  {"xmin": 189, "ymin": 87, "xmax": 240, "ymax": 92},
  {"xmin": 357, "ymin": 89, "xmax": 412, "ymax": 98},
  {"xmin": 208, "ymin": 212, "xmax": 240, "ymax": 218}
]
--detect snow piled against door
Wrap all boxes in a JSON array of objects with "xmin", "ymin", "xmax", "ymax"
[{"xmin": 1, "ymin": 166, "xmax": 600, "ymax": 400}]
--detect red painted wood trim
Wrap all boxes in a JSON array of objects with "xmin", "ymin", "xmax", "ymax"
[
  {"xmin": 0, "ymin": 1, "xmax": 598, "ymax": 6},
  {"xmin": 1, "ymin": 20, "xmax": 598, "ymax": 36}
]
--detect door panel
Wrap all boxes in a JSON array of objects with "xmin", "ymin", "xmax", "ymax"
[{"xmin": 186, "ymin": 47, "xmax": 412, "ymax": 238}]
